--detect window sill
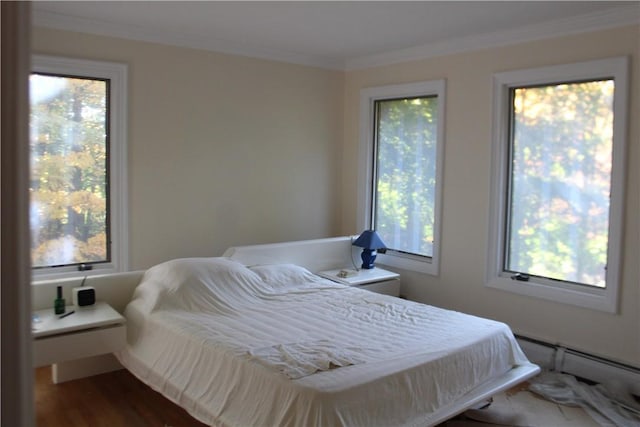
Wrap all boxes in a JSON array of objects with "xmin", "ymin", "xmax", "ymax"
[
  {"xmin": 376, "ymin": 252, "xmax": 439, "ymax": 276},
  {"xmin": 31, "ymin": 263, "xmax": 123, "ymax": 282},
  {"xmin": 485, "ymin": 275, "xmax": 617, "ymax": 313}
]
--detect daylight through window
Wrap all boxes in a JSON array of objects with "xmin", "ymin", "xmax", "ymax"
[
  {"xmin": 30, "ymin": 74, "xmax": 110, "ymax": 268},
  {"xmin": 506, "ymin": 80, "xmax": 614, "ymax": 288},
  {"xmin": 487, "ymin": 57, "xmax": 627, "ymax": 312},
  {"xmin": 359, "ymin": 80, "xmax": 445, "ymax": 275},
  {"xmin": 373, "ymin": 96, "xmax": 438, "ymax": 258},
  {"xmin": 30, "ymin": 55, "xmax": 128, "ymax": 279}
]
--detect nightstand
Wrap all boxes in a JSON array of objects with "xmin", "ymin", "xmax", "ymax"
[
  {"xmin": 32, "ymin": 302, "xmax": 126, "ymax": 382},
  {"xmin": 318, "ymin": 267, "xmax": 400, "ymax": 296}
]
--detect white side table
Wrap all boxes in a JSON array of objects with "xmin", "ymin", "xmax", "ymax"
[
  {"xmin": 318, "ymin": 267, "xmax": 400, "ymax": 296},
  {"xmin": 32, "ymin": 302, "xmax": 126, "ymax": 382}
]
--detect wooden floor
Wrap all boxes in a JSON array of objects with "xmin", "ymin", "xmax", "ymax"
[
  {"xmin": 35, "ymin": 367, "xmax": 207, "ymax": 427},
  {"xmin": 36, "ymin": 366, "xmax": 601, "ymax": 427}
]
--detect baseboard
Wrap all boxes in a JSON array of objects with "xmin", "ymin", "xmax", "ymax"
[{"xmin": 516, "ymin": 336, "xmax": 640, "ymax": 396}]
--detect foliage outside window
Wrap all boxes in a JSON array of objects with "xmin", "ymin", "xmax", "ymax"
[
  {"xmin": 30, "ymin": 74, "xmax": 109, "ymax": 268},
  {"xmin": 373, "ymin": 96, "xmax": 437, "ymax": 258},
  {"xmin": 507, "ymin": 81, "xmax": 613, "ymax": 287},
  {"xmin": 359, "ymin": 80, "xmax": 445, "ymax": 275},
  {"xmin": 30, "ymin": 55, "xmax": 128, "ymax": 279},
  {"xmin": 487, "ymin": 57, "xmax": 628, "ymax": 313}
]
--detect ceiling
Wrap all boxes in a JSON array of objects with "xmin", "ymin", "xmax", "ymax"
[{"xmin": 32, "ymin": 1, "xmax": 639, "ymax": 70}]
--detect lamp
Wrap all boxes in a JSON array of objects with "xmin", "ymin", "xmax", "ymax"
[{"xmin": 352, "ymin": 230, "xmax": 387, "ymax": 269}]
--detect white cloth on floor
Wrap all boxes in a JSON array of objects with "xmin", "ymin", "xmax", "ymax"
[{"xmin": 529, "ymin": 371, "xmax": 640, "ymax": 427}]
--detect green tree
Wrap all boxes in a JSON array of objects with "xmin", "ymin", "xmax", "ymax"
[
  {"xmin": 508, "ymin": 80, "xmax": 613, "ymax": 287},
  {"xmin": 375, "ymin": 97, "xmax": 437, "ymax": 257}
]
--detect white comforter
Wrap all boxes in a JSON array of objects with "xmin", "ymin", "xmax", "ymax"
[{"xmin": 117, "ymin": 258, "xmax": 530, "ymax": 427}]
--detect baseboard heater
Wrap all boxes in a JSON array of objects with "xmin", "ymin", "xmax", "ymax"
[{"xmin": 515, "ymin": 335, "xmax": 640, "ymax": 397}]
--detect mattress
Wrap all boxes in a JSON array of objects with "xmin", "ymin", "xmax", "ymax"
[{"xmin": 117, "ymin": 258, "xmax": 530, "ymax": 427}]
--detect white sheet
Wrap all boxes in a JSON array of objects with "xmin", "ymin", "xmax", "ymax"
[
  {"xmin": 117, "ymin": 258, "xmax": 530, "ymax": 427},
  {"xmin": 249, "ymin": 340, "xmax": 370, "ymax": 379}
]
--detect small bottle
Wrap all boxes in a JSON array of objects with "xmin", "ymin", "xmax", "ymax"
[{"xmin": 54, "ymin": 286, "xmax": 65, "ymax": 315}]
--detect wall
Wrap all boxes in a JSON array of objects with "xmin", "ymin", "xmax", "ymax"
[
  {"xmin": 33, "ymin": 24, "xmax": 639, "ymax": 368},
  {"xmin": 342, "ymin": 25, "xmax": 639, "ymax": 367},
  {"xmin": 32, "ymin": 27, "xmax": 344, "ymax": 269}
]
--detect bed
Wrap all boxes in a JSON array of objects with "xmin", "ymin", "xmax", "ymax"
[{"xmin": 116, "ymin": 237, "xmax": 540, "ymax": 426}]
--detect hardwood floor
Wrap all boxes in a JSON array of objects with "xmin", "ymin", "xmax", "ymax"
[
  {"xmin": 35, "ymin": 367, "xmax": 207, "ymax": 427},
  {"xmin": 36, "ymin": 366, "xmax": 601, "ymax": 427}
]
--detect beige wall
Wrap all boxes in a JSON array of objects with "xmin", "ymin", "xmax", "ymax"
[
  {"xmin": 33, "ymin": 27, "xmax": 344, "ymax": 269},
  {"xmin": 342, "ymin": 25, "xmax": 639, "ymax": 367},
  {"xmin": 33, "ymin": 24, "xmax": 639, "ymax": 367}
]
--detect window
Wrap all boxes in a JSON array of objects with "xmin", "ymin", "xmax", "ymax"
[
  {"xmin": 30, "ymin": 55, "xmax": 128, "ymax": 279},
  {"xmin": 358, "ymin": 80, "xmax": 445, "ymax": 275},
  {"xmin": 487, "ymin": 57, "xmax": 628, "ymax": 312}
]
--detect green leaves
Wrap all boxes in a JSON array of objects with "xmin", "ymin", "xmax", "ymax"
[
  {"xmin": 507, "ymin": 80, "xmax": 614, "ymax": 287},
  {"xmin": 374, "ymin": 96, "xmax": 438, "ymax": 257}
]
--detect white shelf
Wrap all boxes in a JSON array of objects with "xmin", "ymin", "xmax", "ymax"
[
  {"xmin": 318, "ymin": 267, "xmax": 399, "ymax": 286},
  {"xmin": 32, "ymin": 301, "xmax": 124, "ymax": 338},
  {"xmin": 32, "ymin": 302, "xmax": 126, "ymax": 371},
  {"xmin": 318, "ymin": 267, "xmax": 400, "ymax": 297}
]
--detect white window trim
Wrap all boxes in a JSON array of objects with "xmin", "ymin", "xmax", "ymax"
[
  {"xmin": 358, "ymin": 80, "xmax": 446, "ymax": 275},
  {"xmin": 31, "ymin": 54, "xmax": 129, "ymax": 280},
  {"xmin": 486, "ymin": 57, "xmax": 628, "ymax": 313}
]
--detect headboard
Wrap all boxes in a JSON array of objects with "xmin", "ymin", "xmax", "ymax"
[
  {"xmin": 224, "ymin": 236, "xmax": 360, "ymax": 273},
  {"xmin": 31, "ymin": 237, "xmax": 359, "ymax": 312}
]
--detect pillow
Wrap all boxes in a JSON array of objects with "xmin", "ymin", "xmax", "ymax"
[
  {"xmin": 132, "ymin": 257, "xmax": 264, "ymax": 312},
  {"xmin": 249, "ymin": 263, "xmax": 322, "ymax": 288}
]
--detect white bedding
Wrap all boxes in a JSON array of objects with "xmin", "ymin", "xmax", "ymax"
[{"xmin": 117, "ymin": 258, "xmax": 531, "ymax": 427}]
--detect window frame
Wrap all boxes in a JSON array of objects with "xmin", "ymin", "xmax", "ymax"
[
  {"xmin": 486, "ymin": 57, "xmax": 628, "ymax": 313},
  {"xmin": 358, "ymin": 80, "xmax": 446, "ymax": 275},
  {"xmin": 30, "ymin": 54, "xmax": 129, "ymax": 280}
]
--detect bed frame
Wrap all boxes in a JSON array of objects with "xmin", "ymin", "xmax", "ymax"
[{"xmin": 33, "ymin": 236, "xmax": 539, "ymax": 424}]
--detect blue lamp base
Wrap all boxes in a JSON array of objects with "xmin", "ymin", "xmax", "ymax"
[{"xmin": 360, "ymin": 249, "xmax": 378, "ymax": 269}]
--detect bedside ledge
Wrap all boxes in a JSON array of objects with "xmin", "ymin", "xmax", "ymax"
[
  {"xmin": 32, "ymin": 301, "xmax": 127, "ymax": 371},
  {"xmin": 33, "ymin": 323, "xmax": 125, "ymax": 368},
  {"xmin": 318, "ymin": 267, "xmax": 400, "ymax": 297}
]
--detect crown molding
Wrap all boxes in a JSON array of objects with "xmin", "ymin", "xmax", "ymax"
[
  {"xmin": 32, "ymin": 9, "xmax": 343, "ymax": 70},
  {"xmin": 33, "ymin": 5, "xmax": 639, "ymax": 72},
  {"xmin": 345, "ymin": 5, "xmax": 640, "ymax": 70}
]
